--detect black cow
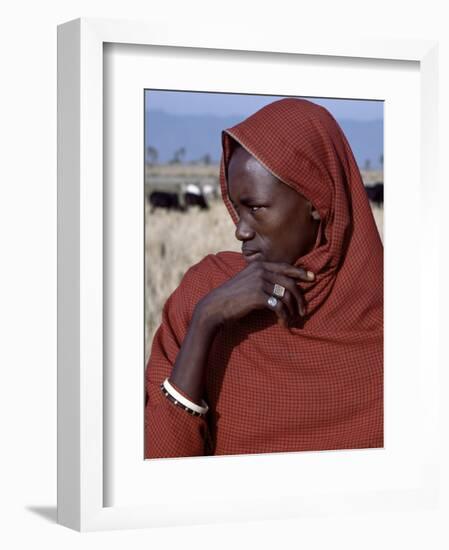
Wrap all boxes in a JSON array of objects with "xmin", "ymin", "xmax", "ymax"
[
  {"xmin": 365, "ymin": 182, "xmax": 384, "ymax": 207},
  {"xmin": 184, "ymin": 191, "xmax": 209, "ymax": 210},
  {"xmin": 148, "ymin": 191, "xmax": 185, "ymax": 213}
]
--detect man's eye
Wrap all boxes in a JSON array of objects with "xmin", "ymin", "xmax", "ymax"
[{"xmin": 250, "ymin": 206, "xmax": 262, "ymax": 212}]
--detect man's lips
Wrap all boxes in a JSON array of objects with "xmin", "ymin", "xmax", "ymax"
[{"xmin": 242, "ymin": 249, "xmax": 263, "ymax": 261}]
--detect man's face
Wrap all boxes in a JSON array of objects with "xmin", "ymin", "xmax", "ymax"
[{"xmin": 227, "ymin": 146, "xmax": 320, "ymax": 265}]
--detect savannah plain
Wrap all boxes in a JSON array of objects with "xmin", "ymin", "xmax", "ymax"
[{"xmin": 144, "ymin": 164, "xmax": 383, "ymax": 362}]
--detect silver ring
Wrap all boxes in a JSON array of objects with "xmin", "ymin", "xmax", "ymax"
[
  {"xmin": 267, "ymin": 296, "xmax": 278, "ymax": 308},
  {"xmin": 273, "ymin": 283, "xmax": 286, "ymax": 298}
]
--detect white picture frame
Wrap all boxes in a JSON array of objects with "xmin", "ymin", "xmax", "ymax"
[{"xmin": 57, "ymin": 17, "xmax": 442, "ymax": 531}]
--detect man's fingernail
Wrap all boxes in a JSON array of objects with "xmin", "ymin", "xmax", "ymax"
[{"xmin": 307, "ymin": 271, "xmax": 315, "ymax": 280}]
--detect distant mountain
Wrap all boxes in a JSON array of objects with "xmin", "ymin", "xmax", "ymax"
[
  {"xmin": 145, "ymin": 110, "xmax": 383, "ymax": 169},
  {"xmin": 338, "ymin": 119, "xmax": 383, "ymax": 170}
]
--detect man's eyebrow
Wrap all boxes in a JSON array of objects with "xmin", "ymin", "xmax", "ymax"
[{"xmin": 239, "ymin": 195, "xmax": 267, "ymax": 203}]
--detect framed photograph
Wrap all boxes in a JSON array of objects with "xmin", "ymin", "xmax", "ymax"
[{"xmin": 57, "ymin": 18, "xmax": 441, "ymax": 531}]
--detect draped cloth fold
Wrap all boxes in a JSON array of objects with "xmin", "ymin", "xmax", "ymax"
[{"xmin": 145, "ymin": 98, "xmax": 383, "ymax": 459}]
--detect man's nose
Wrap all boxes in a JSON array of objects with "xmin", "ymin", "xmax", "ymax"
[{"xmin": 235, "ymin": 217, "xmax": 255, "ymax": 241}]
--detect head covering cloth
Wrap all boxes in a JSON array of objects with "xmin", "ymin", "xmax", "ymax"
[{"xmin": 220, "ymin": 97, "xmax": 383, "ymax": 330}]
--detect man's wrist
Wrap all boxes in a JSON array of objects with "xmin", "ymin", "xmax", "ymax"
[{"xmin": 193, "ymin": 296, "xmax": 223, "ymax": 334}]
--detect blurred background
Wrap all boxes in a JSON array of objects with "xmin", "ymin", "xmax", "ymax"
[{"xmin": 144, "ymin": 91, "xmax": 384, "ymax": 362}]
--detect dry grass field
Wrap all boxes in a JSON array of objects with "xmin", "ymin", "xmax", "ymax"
[
  {"xmin": 144, "ymin": 196, "xmax": 383, "ymax": 362},
  {"xmin": 145, "ymin": 163, "xmax": 383, "ymax": 183}
]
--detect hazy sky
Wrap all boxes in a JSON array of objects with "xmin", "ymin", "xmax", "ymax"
[{"xmin": 145, "ymin": 90, "xmax": 383, "ymax": 121}]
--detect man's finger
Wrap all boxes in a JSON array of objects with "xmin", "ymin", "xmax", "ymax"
[{"xmin": 261, "ymin": 261, "xmax": 315, "ymax": 282}]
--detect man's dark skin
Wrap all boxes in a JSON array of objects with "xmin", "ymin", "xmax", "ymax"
[{"xmin": 169, "ymin": 145, "xmax": 321, "ymax": 404}]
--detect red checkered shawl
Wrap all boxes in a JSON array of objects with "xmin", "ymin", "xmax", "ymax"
[{"xmin": 145, "ymin": 98, "xmax": 383, "ymax": 458}]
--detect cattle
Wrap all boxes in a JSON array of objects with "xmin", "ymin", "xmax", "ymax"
[
  {"xmin": 365, "ymin": 182, "xmax": 384, "ymax": 207},
  {"xmin": 147, "ymin": 181, "xmax": 213, "ymax": 213},
  {"xmin": 184, "ymin": 191, "xmax": 209, "ymax": 210},
  {"xmin": 148, "ymin": 191, "xmax": 185, "ymax": 213}
]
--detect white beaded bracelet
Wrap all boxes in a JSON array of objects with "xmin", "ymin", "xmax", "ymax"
[{"xmin": 162, "ymin": 378, "xmax": 209, "ymax": 415}]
